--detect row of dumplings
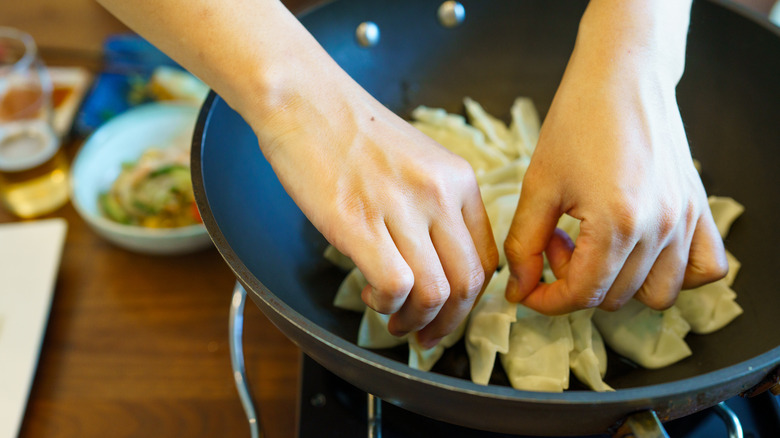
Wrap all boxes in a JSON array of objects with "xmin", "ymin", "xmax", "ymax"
[{"xmin": 326, "ymin": 97, "xmax": 745, "ymax": 392}]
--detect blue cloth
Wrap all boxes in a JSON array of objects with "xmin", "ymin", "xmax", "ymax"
[{"xmin": 74, "ymin": 34, "xmax": 183, "ymax": 136}]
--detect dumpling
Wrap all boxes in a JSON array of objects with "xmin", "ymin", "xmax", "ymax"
[
  {"xmin": 356, "ymin": 295, "xmax": 466, "ymax": 372},
  {"xmin": 465, "ymin": 267, "xmax": 517, "ymax": 385},
  {"xmin": 593, "ymin": 300, "xmax": 691, "ymax": 369},
  {"xmin": 724, "ymin": 250, "xmax": 741, "ymax": 287},
  {"xmin": 464, "ymin": 97, "xmax": 516, "ymax": 159},
  {"xmin": 708, "ymin": 196, "xmax": 744, "ymax": 238},
  {"xmin": 411, "ymin": 106, "xmax": 509, "ymax": 173},
  {"xmin": 476, "ymin": 158, "xmax": 529, "ymax": 187},
  {"xmin": 500, "ymin": 305, "xmax": 573, "ymax": 392},
  {"xmin": 480, "ymin": 182, "xmax": 521, "ymax": 207},
  {"xmin": 357, "ymin": 308, "xmax": 408, "ymax": 349},
  {"xmin": 675, "ymin": 280, "xmax": 743, "ymax": 334},
  {"xmin": 323, "ymin": 245, "xmax": 356, "ymax": 271},
  {"xmin": 409, "ymin": 318, "xmax": 468, "ymax": 372},
  {"xmin": 509, "ymin": 97, "xmax": 540, "ymax": 159},
  {"xmin": 674, "ymin": 195, "xmax": 744, "ymax": 334},
  {"xmin": 333, "ymin": 267, "xmax": 368, "ymax": 313},
  {"xmin": 568, "ymin": 309, "xmax": 613, "ymax": 392},
  {"xmin": 484, "ymin": 192, "xmax": 521, "ymax": 267}
]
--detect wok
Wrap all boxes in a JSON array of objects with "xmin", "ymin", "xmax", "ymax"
[{"xmin": 192, "ymin": 0, "xmax": 780, "ymax": 435}]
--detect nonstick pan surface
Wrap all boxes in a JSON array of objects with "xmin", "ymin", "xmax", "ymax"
[{"xmin": 192, "ymin": 0, "xmax": 780, "ymax": 434}]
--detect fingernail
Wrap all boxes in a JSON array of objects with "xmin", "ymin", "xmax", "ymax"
[
  {"xmin": 366, "ymin": 287, "xmax": 379, "ymax": 310},
  {"xmin": 506, "ymin": 275, "xmax": 521, "ymax": 302},
  {"xmin": 418, "ymin": 334, "xmax": 443, "ymax": 350},
  {"xmin": 387, "ymin": 317, "xmax": 409, "ymax": 338}
]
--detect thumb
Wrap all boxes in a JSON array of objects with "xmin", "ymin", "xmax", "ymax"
[{"xmin": 504, "ymin": 182, "xmax": 561, "ymax": 302}]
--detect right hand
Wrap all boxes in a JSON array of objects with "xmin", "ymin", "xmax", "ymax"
[
  {"xmin": 96, "ymin": 0, "xmax": 498, "ymax": 347},
  {"xmin": 250, "ymin": 59, "xmax": 498, "ymax": 349}
]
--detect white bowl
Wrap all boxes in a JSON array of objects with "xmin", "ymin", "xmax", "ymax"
[{"xmin": 70, "ymin": 103, "xmax": 212, "ymax": 255}]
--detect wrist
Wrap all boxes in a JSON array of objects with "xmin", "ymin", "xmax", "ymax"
[{"xmin": 574, "ymin": 0, "xmax": 692, "ymax": 86}]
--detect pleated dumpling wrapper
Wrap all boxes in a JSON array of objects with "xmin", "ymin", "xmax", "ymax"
[
  {"xmin": 463, "ymin": 97, "xmax": 518, "ymax": 159},
  {"xmin": 408, "ymin": 317, "xmax": 468, "ymax": 372},
  {"xmin": 411, "ymin": 106, "xmax": 509, "ymax": 174},
  {"xmin": 351, "ymin": 269, "xmax": 467, "ymax": 371},
  {"xmin": 357, "ymin": 308, "xmax": 408, "ymax": 349},
  {"xmin": 674, "ymin": 196, "xmax": 744, "ymax": 334},
  {"xmin": 707, "ymin": 196, "xmax": 745, "ymax": 239},
  {"xmin": 465, "ymin": 267, "xmax": 517, "ymax": 385},
  {"xmin": 323, "ymin": 244, "xmax": 356, "ymax": 271},
  {"xmin": 333, "ymin": 267, "xmax": 368, "ymax": 313},
  {"xmin": 675, "ymin": 280, "xmax": 742, "ymax": 334},
  {"xmin": 568, "ymin": 309, "xmax": 613, "ymax": 392},
  {"xmin": 500, "ymin": 305, "xmax": 574, "ymax": 392},
  {"xmin": 593, "ymin": 300, "xmax": 692, "ymax": 369},
  {"xmin": 484, "ymin": 191, "xmax": 521, "ymax": 267}
]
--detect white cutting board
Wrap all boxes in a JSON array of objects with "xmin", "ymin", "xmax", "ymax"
[{"xmin": 0, "ymin": 218, "xmax": 67, "ymax": 438}]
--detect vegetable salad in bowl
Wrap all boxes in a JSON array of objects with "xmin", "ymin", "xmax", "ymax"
[
  {"xmin": 100, "ymin": 141, "xmax": 201, "ymax": 228},
  {"xmin": 70, "ymin": 103, "xmax": 211, "ymax": 255}
]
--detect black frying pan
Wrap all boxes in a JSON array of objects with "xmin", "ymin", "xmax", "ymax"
[{"xmin": 192, "ymin": 0, "xmax": 780, "ymax": 434}]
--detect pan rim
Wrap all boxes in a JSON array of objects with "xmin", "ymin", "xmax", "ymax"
[{"xmin": 191, "ymin": 91, "xmax": 779, "ymax": 408}]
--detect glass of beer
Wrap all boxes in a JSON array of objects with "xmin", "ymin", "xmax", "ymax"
[{"xmin": 0, "ymin": 27, "xmax": 69, "ymax": 218}]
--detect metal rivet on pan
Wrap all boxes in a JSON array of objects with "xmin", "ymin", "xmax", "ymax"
[
  {"xmin": 310, "ymin": 393, "xmax": 327, "ymax": 407},
  {"xmin": 355, "ymin": 21, "xmax": 380, "ymax": 47},
  {"xmin": 438, "ymin": 1, "xmax": 465, "ymax": 28}
]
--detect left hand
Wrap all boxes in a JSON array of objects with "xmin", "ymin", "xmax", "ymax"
[{"xmin": 503, "ymin": 3, "xmax": 728, "ymax": 313}]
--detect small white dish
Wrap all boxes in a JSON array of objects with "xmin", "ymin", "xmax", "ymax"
[{"xmin": 70, "ymin": 103, "xmax": 212, "ymax": 255}]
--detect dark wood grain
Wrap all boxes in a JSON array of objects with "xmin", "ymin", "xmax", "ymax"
[
  {"xmin": 0, "ymin": 2, "xmax": 316, "ymax": 436},
  {"xmin": 2, "ymin": 150, "xmax": 301, "ymax": 437}
]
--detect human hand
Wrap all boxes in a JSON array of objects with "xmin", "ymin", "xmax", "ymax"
[
  {"xmin": 92, "ymin": 0, "xmax": 498, "ymax": 346},
  {"xmin": 503, "ymin": 3, "xmax": 727, "ymax": 313},
  {"xmin": 251, "ymin": 59, "xmax": 497, "ymax": 348}
]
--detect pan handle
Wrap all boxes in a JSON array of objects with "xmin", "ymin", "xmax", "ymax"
[
  {"xmin": 613, "ymin": 403, "xmax": 744, "ymax": 438},
  {"xmin": 612, "ymin": 410, "xmax": 669, "ymax": 438},
  {"xmin": 230, "ymin": 282, "xmax": 264, "ymax": 438}
]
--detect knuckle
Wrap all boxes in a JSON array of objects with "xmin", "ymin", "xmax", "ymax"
[
  {"xmin": 686, "ymin": 246, "xmax": 729, "ymax": 288},
  {"xmin": 450, "ymin": 156, "xmax": 477, "ymax": 181},
  {"xmin": 695, "ymin": 252, "xmax": 729, "ymax": 283},
  {"xmin": 365, "ymin": 290, "xmax": 398, "ymax": 314},
  {"xmin": 521, "ymin": 166, "xmax": 544, "ymax": 190},
  {"xmin": 610, "ymin": 201, "xmax": 640, "ymax": 240},
  {"xmin": 452, "ymin": 267, "xmax": 486, "ymax": 301},
  {"xmin": 379, "ymin": 271, "xmax": 415, "ymax": 297},
  {"xmin": 504, "ymin": 233, "xmax": 525, "ymax": 263},
  {"xmin": 655, "ymin": 200, "xmax": 679, "ymax": 238},
  {"xmin": 637, "ymin": 287, "xmax": 678, "ymax": 310},
  {"xmin": 368, "ymin": 272, "xmax": 414, "ymax": 313},
  {"xmin": 416, "ymin": 280, "xmax": 450, "ymax": 311},
  {"xmin": 483, "ymin": 244, "xmax": 500, "ymax": 273},
  {"xmin": 598, "ymin": 292, "xmax": 634, "ymax": 311},
  {"xmin": 597, "ymin": 299, "xmax": 624, "ymax": 312},
  {"xmin": 571, "ymin": 287, "xmax": 608, "ymax": 310},
  {"xmin": 643, "ymin": 295, "xmax": 676, "ymax": 311}
]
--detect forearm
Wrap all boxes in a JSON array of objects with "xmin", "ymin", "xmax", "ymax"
[
  {"xmin": 573, "ymin": 0, "xmax": 693, "ymax": 86},
  {"xmin": 94, "ymin": 0, "xmax": 353, "ymax": 145}
]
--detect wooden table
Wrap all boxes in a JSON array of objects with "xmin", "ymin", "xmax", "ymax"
[
  {"xmin": 2, "ymin": 162, "xmax": 301, "ymax": 438},
  {"xmin": 0, "ymin": 1, "xmax": 321, "ymax": 437}
]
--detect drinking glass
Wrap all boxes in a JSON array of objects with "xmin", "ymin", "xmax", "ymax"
[{"xmin": 0, "ymin": 26, "xmax": 68, "ymax": 218}]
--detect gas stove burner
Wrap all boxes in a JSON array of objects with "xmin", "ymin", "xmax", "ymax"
[{"xmin": 297, "ymin": 354, "xmax": 780, "ymax": 438}]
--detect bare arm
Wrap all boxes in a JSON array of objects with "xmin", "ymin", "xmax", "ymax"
[{"xmin": 96, "ymin": 0, "xmax": 498, "ymax": 348}]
